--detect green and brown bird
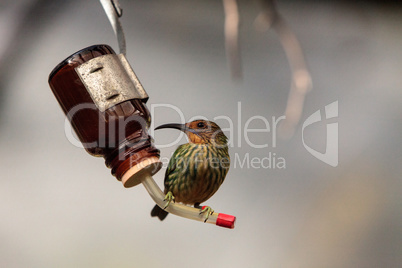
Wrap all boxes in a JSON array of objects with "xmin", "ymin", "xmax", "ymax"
[{"xmin": 151, "ymin": 119, "xmax": 230, "ymax": 222}]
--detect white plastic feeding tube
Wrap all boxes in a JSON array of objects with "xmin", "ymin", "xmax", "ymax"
[{"xmin": 141, "ymin": 174, "xmax": 236, "ymax": 229}]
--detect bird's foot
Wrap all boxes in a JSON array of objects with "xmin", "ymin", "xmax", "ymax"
[
  {"xmin": 199, "ymin": 206, "xmax": 214, "ymax": 223},
  {"xmin": 163, "ymin": 191, "xmax": 175, "ymax": 209}
]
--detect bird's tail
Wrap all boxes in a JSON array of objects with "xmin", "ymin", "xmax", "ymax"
[{"xmin": 151, "ymin": 204, "xmax": 169, "ymax": 221}]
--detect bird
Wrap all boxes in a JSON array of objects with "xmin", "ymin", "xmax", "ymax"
[{"xmin": 151, "ymin": 119, "xmax": 230, "ymax": 222}]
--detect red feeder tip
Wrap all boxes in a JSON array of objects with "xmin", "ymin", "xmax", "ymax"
[{"xmin": 216, "ymin": 213, "xmax": 236, "ymax": 229}]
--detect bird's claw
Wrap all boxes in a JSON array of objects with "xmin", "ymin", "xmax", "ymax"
[
  {"xmin": 163, "ymin": 191, "xmax": 175, "ymax": 209},
  {"xmin": 199, "ymin": 206, "xmax": 214, "ymax": 223}
]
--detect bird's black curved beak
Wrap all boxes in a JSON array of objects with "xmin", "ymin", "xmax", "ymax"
[
  {"xmin": 155, "ymin": 123, "xmax": 187, "ymax": 132},
  {"xmin": 155, "ymin": 123, "xmax": 205, "ymax": 140}
]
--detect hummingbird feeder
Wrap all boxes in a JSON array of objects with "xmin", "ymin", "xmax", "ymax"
[{"xmin": 47, "ymin": 0, "xmax": 235, "ymax": 229}]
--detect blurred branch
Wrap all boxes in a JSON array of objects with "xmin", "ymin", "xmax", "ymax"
[
  {"xmin": 222, "ymin": 0, "xmax": 242, "ymax": 80},
  {"xmin": 255, "ymin": 0, "xmax": 312, "ymax": 138}
]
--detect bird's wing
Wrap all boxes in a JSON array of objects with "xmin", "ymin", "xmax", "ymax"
[{"xmin": 163, "ymin": 144, "xmax": 187, "ymax": 191}]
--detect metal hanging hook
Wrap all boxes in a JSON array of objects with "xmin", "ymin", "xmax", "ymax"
[
  {"xmin": 100, "ymin": 0, "xmax": 126, "ymax": 55},
  {"xmin": 111, "ymin": 0, "xmax": 123, "ymax": 17}
]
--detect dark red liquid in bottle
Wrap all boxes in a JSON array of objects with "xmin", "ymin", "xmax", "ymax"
[{"xmin": 48, "ymin": 44, "xmax": 161, "ymax": 187}]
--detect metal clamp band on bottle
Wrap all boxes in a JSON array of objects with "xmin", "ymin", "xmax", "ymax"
[{"xmin": 75, "ymin": 54, "xmax": 148, "ymax": 112}]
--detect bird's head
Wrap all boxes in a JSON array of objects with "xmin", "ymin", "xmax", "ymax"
[{"xmin": 155, "ymin": 120, "xmax": 228, "ymax": 146}]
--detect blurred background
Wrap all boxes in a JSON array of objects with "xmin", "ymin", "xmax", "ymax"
[{"xmin": 1, "ymin": 0, "xmax": 401, "ymax": 267}]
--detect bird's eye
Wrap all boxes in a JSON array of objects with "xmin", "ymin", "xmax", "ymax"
[{"xmin": 197, "ymin": 122, "xmax": 205, "ymax": 128}]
